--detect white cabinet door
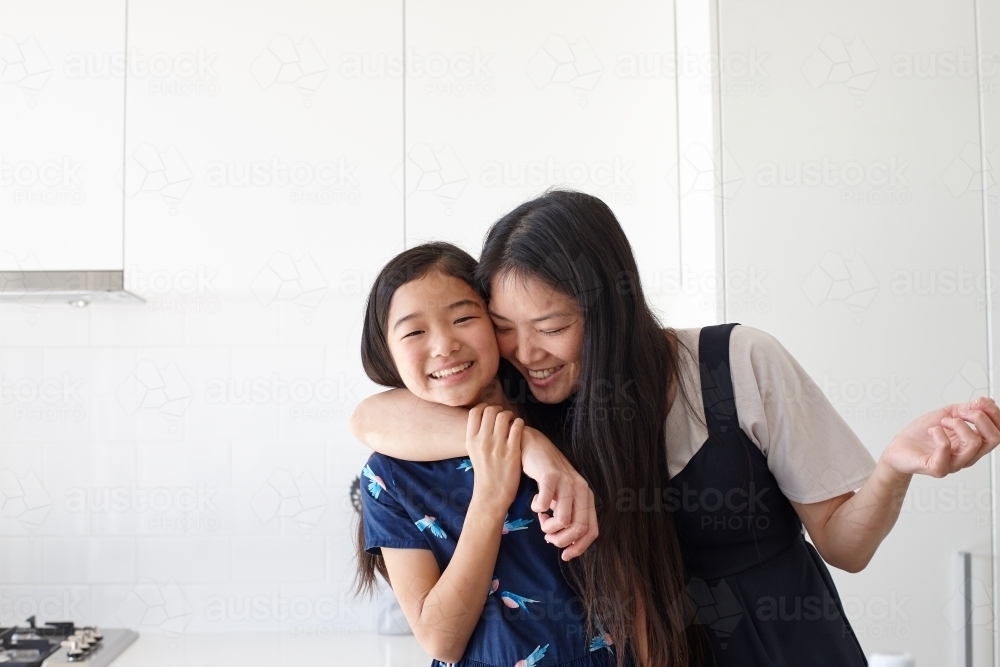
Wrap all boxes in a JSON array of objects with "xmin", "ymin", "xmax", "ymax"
[
  {"xmin": 719, "ymin": 0, "xmax": 991, "ymax": 662},
  {"xmin": 0, "ymin": 0, "xmax": 125, "ymax": 271},
  {"xmin": 122, "ymin": 0, "xmax": 403, "ymax": 612},
  {"xmin": 403, "ymin": 0, "xmax": 684, "ymax": 320}
]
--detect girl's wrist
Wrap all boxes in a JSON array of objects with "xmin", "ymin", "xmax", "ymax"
[{"xmin": 470, "ymin": 487, "xmax": 514, "ymax": 519}]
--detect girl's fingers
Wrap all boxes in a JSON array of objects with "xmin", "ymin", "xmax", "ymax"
[
  {"xmin": 492, "ymin": 410, "xmax": 513, "ymax": 438},
  {"xmin": 467, "ymin": 403, "xmax": 487, "ymax": 441},
  {"xmin": 507, "ymin": 418, "xmax": 525, "ymax": 448},
  {"xmin": 478, "ymin": 404, "xmax": 502, "ymax": 439}
]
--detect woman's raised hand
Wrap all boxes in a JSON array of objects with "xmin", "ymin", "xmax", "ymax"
[
  {"xmin": 466, "ymin": 404, "xmax": 524, "ymax": 511},
  {"xmin": 882, "ymin": 396, "xmax": 1000, "ymax": 477},
  {"xmin": 519, "ymin": 428, "xmax": 599, "ymax": 561}
]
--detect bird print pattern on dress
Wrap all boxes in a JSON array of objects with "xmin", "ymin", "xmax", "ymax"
[
  {"xmin": 361, "ymin": 464, "xmax": 386, "ymax": 499},
  {"xmin": 514, "ymin": 644, "xmax": 549, "ymax": 667},
  {"xmin": 415, "ymin": 515, "xmax": 447, "ymax": 539},
  {"xmin": 503, "ymin": 514, "xmax": 534, "ymax": 534}
]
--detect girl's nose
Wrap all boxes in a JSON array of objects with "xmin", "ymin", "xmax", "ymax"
[{"xmin": 429, "ymin": 330, "xmax": 461, "ymax": 357}]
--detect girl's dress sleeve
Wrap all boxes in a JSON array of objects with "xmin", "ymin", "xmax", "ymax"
[
  {"xmin": 360, "ymin": 454, "xmax": 432, "ymax": 554},
  {"xmin": 729, "ymin": 325, "xmax": 878, "ymax": 504}
]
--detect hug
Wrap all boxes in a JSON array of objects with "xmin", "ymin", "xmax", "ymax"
[{"xmin": 349, "ymin": 190, "xmax": 1000, "ymax": 667}]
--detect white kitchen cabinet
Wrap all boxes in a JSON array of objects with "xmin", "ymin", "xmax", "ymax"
[
  {"xmin": 402, "ymin": 0, "xmax": 685, "ymax": 322},
  {"xmin": 718, "ymin": 0, "xmax": 992, "ymax": 661},
  {"xmin": 0, "ymin": 0, "xmax": 126, "ymax": 271}
]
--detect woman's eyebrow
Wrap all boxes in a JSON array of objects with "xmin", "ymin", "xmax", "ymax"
[{"xmin": 487, "ymin": 310, "xmax": 572, "ymax": 323}]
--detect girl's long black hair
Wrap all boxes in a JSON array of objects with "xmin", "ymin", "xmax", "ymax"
[
  {"xmin": 352, "ymin": 242, "xmax": 480, "ymax": 599},
  {"xmin": 476, "ymin": 190, "xmax": 702, "ymax": 666}
]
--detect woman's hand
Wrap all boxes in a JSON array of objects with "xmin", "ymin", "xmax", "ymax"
[
  {"xmin": 520, "ymin": 427, "xmax": 599, "ymax": 561},
  {"xmin": 882, "ymin": 396, "xmax": 1000, "ymax": 478},
  {"xmin": 466, "ymin": 404, "xmax": 524, "ymax": 512}
]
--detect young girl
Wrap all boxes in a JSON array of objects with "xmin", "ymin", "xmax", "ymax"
[{"xmin": 353, "ymin": 243, "xmax": 633, "ymax": 667}]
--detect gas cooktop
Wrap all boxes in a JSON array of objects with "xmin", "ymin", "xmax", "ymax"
[{"xmin": 0, "ymin": 617, "xmax": 137, "ymax": 667}]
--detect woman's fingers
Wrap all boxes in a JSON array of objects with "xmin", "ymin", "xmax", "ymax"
[
  {"xmin": 531, "ymin": 471, "xmax": 558, "ymax": 514},
  {"xmin": 561, "ymin": 497, "xmax": 599, "ymax": 561},
  {"xmin": 958, "ymin": 405, "xmax": 1000, "ymax": 467},
  {"xmin": 941, "ymin": 417, "xmax": 983, "ymax": 471},
  {"xmin": 925, "ymin": 426, "xmax": 953, "ymax": 477}
]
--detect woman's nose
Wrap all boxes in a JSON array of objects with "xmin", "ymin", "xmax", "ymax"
[{"xmin": 515, "ymin": 331, "xmax": 546, "ymax": 367}]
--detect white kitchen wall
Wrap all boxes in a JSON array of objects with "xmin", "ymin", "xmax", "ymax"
[
  {"xmin": 0, "ymin": 0, "xmax": 404, "ymax": 647},
  {"xmin": 717, "ymin": 0, "xmax": 996, "ymax": 662},
  {"xmin": 0, "ymin": 0, "xmax": 685, "ymax": 657}
]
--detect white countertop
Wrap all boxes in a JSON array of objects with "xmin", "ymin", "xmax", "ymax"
[{"xmin": 111, "ymin": 632, "xmax": 431, "ymax": 666}]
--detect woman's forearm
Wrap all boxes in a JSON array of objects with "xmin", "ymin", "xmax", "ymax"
[
  {"xmin": 808, "ymin": 458, "xmax": 912, "ymax": 573},
  {"xmin": 414, "ymin": 495, "xmax": 506, "ymax": 662},
  {"xmin": 349, "ymin": 389, "xmax": 469, "ymax": 460}
]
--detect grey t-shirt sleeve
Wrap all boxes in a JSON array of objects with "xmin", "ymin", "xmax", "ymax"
[{"xmin": 730, "ymin": 325, "xmax": 877, "ymax": 504}]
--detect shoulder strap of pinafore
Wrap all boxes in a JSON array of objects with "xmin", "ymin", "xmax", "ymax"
[{"xmin": 698, "ymin": 322, "xmax": 741, "ymax": 434}]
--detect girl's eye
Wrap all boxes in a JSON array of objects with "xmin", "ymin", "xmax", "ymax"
[
  {"xmin": 402, "ymin": 330, "xmax": 423, "ymax": 339},
  {"xmin": 541, "ymin": 326, "xmax": 569, "ymax": 336},
  {"xmin": 454, "ymin": 316, "xmax": 476, "ymax": 324}
]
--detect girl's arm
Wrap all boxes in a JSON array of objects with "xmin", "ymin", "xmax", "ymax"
[
  {"xmin": 381, "ymin": 406, "xmax": 523, "ymax": 663},
  {"xmin": 350, "ymin": 389, "xmax": 600, "ymax": 561}
]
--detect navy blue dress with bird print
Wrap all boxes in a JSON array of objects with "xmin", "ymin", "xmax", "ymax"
[{"xmin": 361, "ymin": 454, "xmax": 633, "ymax": 667}]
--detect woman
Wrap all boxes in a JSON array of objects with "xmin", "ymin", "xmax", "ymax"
[{"xmin": 351, "ymin": 190, "xmax": 1000, "ymax": 665}]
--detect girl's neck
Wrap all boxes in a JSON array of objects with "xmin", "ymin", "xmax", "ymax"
[{"xmin": 464, "ymin": 377, "xmax": 512, "ymax": 411}]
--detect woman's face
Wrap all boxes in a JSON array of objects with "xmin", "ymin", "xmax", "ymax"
[
  {"xmin": 386, "ymin": 270, "xmax": 500, "ymax": 408},
  {"xmin": 488, "ymin": 273, "xmax": 584, "ymax": 404}
]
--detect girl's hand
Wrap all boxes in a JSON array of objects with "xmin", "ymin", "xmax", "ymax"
[
  {"xmin": 520, "ymin": 428, "xmax": 599, "ymax": 561},
  {"xmin": 466, "ymin": 404, "xmax": 524, "ymax": 512},
  {"xmin": 882, "ymin": 396, "xmax": 1000, "ymax": 477}
]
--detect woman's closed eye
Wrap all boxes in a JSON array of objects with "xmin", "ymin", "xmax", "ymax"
[{"xmin": 541, "ymin": 326, "xmax": 569, "ymax": 336}]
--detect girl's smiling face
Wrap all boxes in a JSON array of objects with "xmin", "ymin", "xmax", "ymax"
[
  {"xmin": 386, "ymin": 270, "xmax": 500, "ymax": 408},
  {"xmin": 488, "ymin": 273, "xmax": 584, "ymax": 404}
]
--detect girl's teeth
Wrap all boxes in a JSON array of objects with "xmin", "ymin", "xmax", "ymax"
[{"xmin": 431, "ymin": 362, "xmax": 472, "ymax": 379}]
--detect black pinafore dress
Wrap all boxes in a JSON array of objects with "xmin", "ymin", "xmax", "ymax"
[{"xmin": 668, "ymin": 323, "xmax": 867, "ymax": 666}]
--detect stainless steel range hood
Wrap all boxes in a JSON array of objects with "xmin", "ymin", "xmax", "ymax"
[{"xmin": 0, "ymin": 270, "xmax": 143, "ymax": 305}]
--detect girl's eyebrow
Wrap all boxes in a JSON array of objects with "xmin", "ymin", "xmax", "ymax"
[{"xmin": 393, "ymin": 299, "xmax": 482, "ymax": 331}]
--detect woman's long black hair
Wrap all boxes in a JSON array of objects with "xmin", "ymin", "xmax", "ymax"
[{"xmin": 477, "ymin": 190, "xmax": 702, "ymax": 666}]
